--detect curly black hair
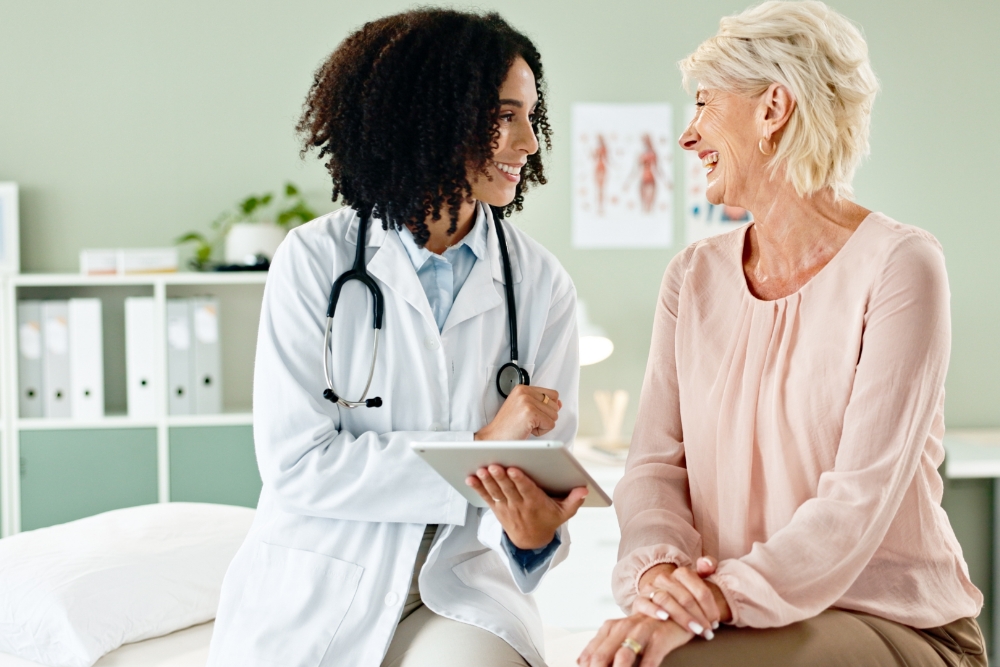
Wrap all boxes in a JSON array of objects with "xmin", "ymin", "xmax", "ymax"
[{"xmin": 296, "ymin": 8, "xmax": 552, "ymax": 247}]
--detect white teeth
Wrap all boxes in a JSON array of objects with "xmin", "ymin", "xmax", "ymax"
[
  {"xmin": 494, "ymin": 161, "xmax": 521, "ymax": 175},
  {"xmin": 702, "ymin": 153, "xmax": 719, "ymax": 168}
]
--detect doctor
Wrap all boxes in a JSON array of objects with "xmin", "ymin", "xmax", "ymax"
[{"xmin": 207, "ymin": 9, "xmax": 585, "ymax": 667}]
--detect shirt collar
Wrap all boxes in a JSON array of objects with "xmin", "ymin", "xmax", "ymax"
[{"xmin": 396, "ymin": 202, "xmax": 489, "ymax": 271}]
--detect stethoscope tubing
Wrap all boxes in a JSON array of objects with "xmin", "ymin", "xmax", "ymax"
[{"xmin": 323, "ymin": 208, "xmax": 526, "ymax": 409}]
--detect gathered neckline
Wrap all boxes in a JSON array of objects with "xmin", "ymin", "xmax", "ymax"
[{"xmin": 737, "ymin": 213, "xmax": 875, "ymax": 303}]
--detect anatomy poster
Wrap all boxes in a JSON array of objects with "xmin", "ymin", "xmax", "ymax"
[
  {"xmin": 683, "ymin": 104, "xmax": 752, "ymax": 245},
  {"xmin": 571, "ymin": 103, "xmax": 673, "ymax": 248}
]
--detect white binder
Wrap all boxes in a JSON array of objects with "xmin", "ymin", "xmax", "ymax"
[
  {"xmin": 41, "ymin": 301, "xmax": 71, "ymax": 418},
  {"xmin": 68, "ymin": 298, "xmax": 105, "ymax": 419},
  {"xmin": 191, "ymin": 298, "xmax": 222, "ymax": 414},
  {"xmin": 166, "ymin": 298, "xmax": 193, "ymax": 415},
  {"xmin": 17, "ymin": 300, "xmax": 44, "ymax": 418},
  {"xmin": 125, "ymin": 297, "xmax": 157, "ymax": 419}
]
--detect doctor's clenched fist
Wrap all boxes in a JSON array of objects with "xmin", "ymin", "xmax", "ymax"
[{"xmin": 475, "ymin": 384, "xmax": 561, "ymax": 440}]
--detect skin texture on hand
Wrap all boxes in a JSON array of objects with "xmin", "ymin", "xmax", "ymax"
[
  {"xmin": 634, "ymin": 559, "xmax": 731, "ymax": 641},
  {"xmin": 475, "ymin": 384, "xmax": 562, "ymax": 441},
  {"xmin": 578, "ymin": 613, "xmax": 694, "ymax": 667},
  {"xmin": 466, "ymin": 465, "xmax": 587, "ymax": 549}
]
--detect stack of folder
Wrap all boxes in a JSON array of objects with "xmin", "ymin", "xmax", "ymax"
[
  {"xmin": 124, "ymin": 297, "xmax": 223, "ymax": 417},
  {"xmin": 17, "ymin": 299, "xmax": 104, "ymax": 419},
  {"xmin": 159, "ymin": 297, "xmax": 222, "ymax": 416}
]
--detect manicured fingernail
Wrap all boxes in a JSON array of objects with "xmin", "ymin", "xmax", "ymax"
[
  {"xmin": 704, "ymin": 629, "xmax": 715, "ymax": 641},
  {"xmin": 712, "ymin": 621, "xmax": 719, "ymax": 630},
  {"xmin": 688, "ymin": 621, "xmax": 704, "ymax": 635},
  {"xmin": 656, "ymin": 610, "xmax": 669, "ymax": 621}
]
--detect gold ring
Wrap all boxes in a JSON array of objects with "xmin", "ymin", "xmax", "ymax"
[
  {"xmin": 649, "ymin": 590, "xmax": 657, "ymax": 601},
  {"xmin": 621, "ymin": 637, "xmax": 643, "ymax": 655},
  {"xmin": 541, "ymin": 393, "xmax": 550, "ymax": 405}
]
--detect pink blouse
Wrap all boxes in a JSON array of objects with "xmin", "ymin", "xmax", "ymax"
[{"xmin": 613, "ymin": 213, "xmax": 982, "ymax": 629}]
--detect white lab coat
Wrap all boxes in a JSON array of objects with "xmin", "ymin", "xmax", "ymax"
[{"xmin": 207, "ymin": 204, "xmax": 580, "ymax": 667}]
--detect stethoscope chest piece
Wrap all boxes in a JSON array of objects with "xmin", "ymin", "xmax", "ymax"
[{"xmin": 496, "ymin": 362, "xmax": 529, "ymax": 399}]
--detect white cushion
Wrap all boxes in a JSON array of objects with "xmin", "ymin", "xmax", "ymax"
[{"xmin": 0, "ymin": 503, "xmax": 254, "ymax": 667}]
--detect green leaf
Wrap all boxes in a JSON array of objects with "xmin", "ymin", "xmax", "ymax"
[
  {"xmin": 175, "ymin": 232, "xmax": 208, "ymax": 244},
  {"xmin": 285, "ymin": 182, "xmax": 299, "ymax": 197}
]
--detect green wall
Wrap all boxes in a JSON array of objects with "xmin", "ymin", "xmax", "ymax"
[
  {"xmin": 2, "ymin": 0, "xmax": 998, "ymax": 641},
  {"xmin": 2, "ymin": 0, "xmax": 997, "ymax": 434}
]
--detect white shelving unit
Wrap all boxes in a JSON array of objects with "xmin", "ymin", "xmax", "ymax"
[{"xmin": 0, "ymin": 271, "xmax": 267, "ymax": 536}]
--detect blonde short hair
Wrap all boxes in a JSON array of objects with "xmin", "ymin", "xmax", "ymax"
[{"xmin": 680, "ymin": 1, "xmax": 879, "ymax": 199}]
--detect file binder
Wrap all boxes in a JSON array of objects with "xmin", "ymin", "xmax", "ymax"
[
  {"xmin": 41, "ymin": 301, "xmax": 71, "ymax": 418},
  {"xmin": 68, "ymin": 298, "xmax": 105, "ymax": 419},
  {"xmin": 17, "ymin": 301, "xmax": 43, "ymax": 418},
  {"xmin": 166, "ymin": 299, "xmax": 193, "ymax": 415},
  {"xmin": 191, "ymin": 298, "xmax": 222, "ymax": 414},
  {"xmin": 125, "ymin": 297, "xmax": 157, "ymax": 419}
]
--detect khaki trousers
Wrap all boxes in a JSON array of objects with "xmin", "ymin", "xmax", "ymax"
[
  {"xmin": 661, "ymin": 610, "xmax": 986, "ymax": 667},
  {"xmin": 380, "ymin": 604, "xmax": 529, "ymax": 667}
]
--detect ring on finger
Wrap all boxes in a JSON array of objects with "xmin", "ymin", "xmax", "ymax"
[
  {"xmin": 541, "ymin": 393, "xmax": 550, "ymax": 405},
  {"xmin": 649, "ymin": 590, "xmax": 658, "ymax": 601},
  {"xmin": 621, "ymin": 637, "xmax": 643, "ymax": 655}
]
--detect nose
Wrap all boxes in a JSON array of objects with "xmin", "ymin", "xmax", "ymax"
[
  {"xmin": 679, "ymin": 118, "xmax": 700, "ymax": 151},
  {"xmin": 513, "ymin": 116, "xmax": 540, "ymax": 155}
]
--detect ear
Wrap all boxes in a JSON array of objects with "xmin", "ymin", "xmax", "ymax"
[{"xmin": 758, "ymin": 83, "xmax": 796, "ymax": 140}]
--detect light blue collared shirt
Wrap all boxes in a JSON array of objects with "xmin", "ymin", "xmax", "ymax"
[
  {"xmin": 396, "ymin": 204, "xmax": 488, "ymax": 332},
  {"xmin": 395, "ymin": 203, "xmax": 557, "ymax": 573}
]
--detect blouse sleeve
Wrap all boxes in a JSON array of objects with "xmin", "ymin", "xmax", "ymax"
[
  {"xmin": 708, "ymin": 233, "xmax": 952, "ymax": 627},
  {"xmin": 612, "ymin": 247, "xmax": 704, "ymax": 612}
]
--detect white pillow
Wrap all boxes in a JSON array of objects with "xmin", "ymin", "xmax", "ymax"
[{"xmin": 0, "ymin": 502, "xmax": 254, "ymax": 667}]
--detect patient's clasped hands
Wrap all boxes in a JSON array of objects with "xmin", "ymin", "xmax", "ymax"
[{"xmin": 578, "ymin": 558, "xmax": 731, "ymax": 666}]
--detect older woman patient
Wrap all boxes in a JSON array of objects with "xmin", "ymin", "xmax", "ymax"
[{"xmin": 579, "ymin": 2, "xmax": 984, "ymax": 666}]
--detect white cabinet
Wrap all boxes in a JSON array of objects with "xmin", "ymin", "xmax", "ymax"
[
  {"xmin": 534, "ymin": 458, "xmax": 627, "ymax": 631},
  {"xmin": 0, "ymin": 272, "xmax": 266, "ymax": 536}
]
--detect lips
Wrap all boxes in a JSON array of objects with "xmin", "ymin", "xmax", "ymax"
[{"xmin": 493, "ymin": 160, "xmax": 523, "ymax": 183}]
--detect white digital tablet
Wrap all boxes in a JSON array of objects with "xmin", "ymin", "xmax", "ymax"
[{"xmin": 411, "ymin": 440, "xmax": 613, "ymax": 508}]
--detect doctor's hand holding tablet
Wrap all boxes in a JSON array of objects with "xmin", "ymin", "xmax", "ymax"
[{"xmin": 468, "ymin": 385, "xmax": 589, "ymax": 551}]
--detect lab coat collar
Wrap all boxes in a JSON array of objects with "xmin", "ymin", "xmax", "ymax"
[
  {"xmin": 346, "ymin": 210, "xmax": 436, "ymax": 328},
  {"xmin": 441, "ymin": 203, "xmax": 521, "ymax": 335},
  {"xmin": 342, "ymin": 203, "xmax": 522, "ymax": 286},
  {"xmin": 342, "ymin": 204, "xmax": 522, "ymax": 333}
]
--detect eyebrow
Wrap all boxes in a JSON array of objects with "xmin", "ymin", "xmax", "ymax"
[{"xmin": 498, "ymin": 98, "xmax": 539, "ymax": 112}]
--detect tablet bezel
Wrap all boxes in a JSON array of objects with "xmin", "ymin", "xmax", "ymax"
[{"xmin": 411, "ymin": 440, "xmax": 613, "ymax": 508}]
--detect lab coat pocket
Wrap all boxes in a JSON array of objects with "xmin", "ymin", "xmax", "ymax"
[
  {"xmin": 229, "ymin": 543, "xmax": 363, "ymax": 666},
  {"xmin": 482, "ymin": 364, "xmax": 535, "ymax": 425}
]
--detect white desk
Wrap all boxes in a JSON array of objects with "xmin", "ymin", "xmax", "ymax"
[{"xmin": 943, "ymin": 428, "xmax": 1000, "ymax": 653}]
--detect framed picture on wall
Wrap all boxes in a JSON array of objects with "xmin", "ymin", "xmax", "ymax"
[{"xmin": 0, "ymin": 182, "xmax": 19, "ymax": 274}]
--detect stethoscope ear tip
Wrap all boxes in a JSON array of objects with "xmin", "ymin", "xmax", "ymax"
[
  {"xmin": 365, "ymin": 397, "xmax": 383, "ymax": 408},
  {"xmin": 323, "ymin": 388, "xmax": 339, "ymax": 404}
]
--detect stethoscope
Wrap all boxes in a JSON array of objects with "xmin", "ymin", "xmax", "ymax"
[{"xmin": 322, "ymin": 207, "xmax": 528, "ymax": 409}]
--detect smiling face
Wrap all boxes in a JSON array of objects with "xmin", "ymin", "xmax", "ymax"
[
  {"xmin": 468, "ymin": 57, "xmax": 540, "ymax": 207},
  {"xmin": 679, "ymin": 88, "xmax": 766, "ymax": 207}
]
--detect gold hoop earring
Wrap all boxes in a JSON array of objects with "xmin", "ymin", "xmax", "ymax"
[{"xmin": 758, "ymin": 137, "xmax": 774, "ymax": 156}]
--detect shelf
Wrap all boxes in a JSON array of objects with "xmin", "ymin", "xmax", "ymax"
[
  {"xmin": 167, "ymin": 412, "xmax": 253, "ymax": 427},
  {"xmin": 18, "ymin": 415, "xmax": 158, "ymax": 431},
  {"xmin": 943, "ymin": 429, "xmax": 1000, "ymax": 478},
  {"xmin": 13, "ymin": 272, "xmax": 268, "ymax": 287}
]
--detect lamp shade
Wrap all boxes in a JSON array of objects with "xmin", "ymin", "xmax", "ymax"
[{"xmin": 577, "ymin": 300, "xmax": 614, "ymax": 366}]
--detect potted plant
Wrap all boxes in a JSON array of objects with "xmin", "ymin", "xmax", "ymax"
[{"xmin": 177, "ymin": 183, "xmax": 317, "ymax": 270}]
